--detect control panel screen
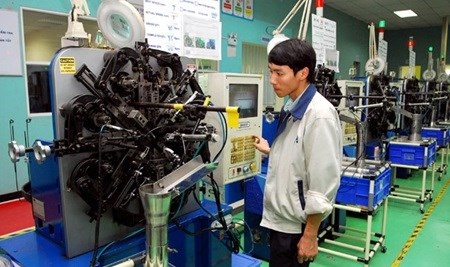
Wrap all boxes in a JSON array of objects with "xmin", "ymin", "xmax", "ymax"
[
  {"xmin": 229, "ymin": 83, "xmax": 258, "ymax": 118},
  {"xmin": 346, "ymin": 86, "xmax": 360, "ymax": 107}
]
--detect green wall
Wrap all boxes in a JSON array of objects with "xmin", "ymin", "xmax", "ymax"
[
  {"xmin": 323, "ymin": 7, "xmax": 369, "ymax": 79},
  {"xmin": 220, "ymin": 2, "xmax": 370, "ymax": 79},
  {"xmin": 0, "ymin": 0, "xmax": 370, "ymax": 196},
  {"xmin": 385, "ymin": 26, "xmax": 450, "ymax": 78}
]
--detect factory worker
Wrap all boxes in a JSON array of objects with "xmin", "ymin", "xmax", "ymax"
[{"xmin": 254, "ymin": 39, "xmax": 342, "ymax": 267}]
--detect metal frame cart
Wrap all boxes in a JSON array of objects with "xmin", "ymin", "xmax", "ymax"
[
  {"xmin": 386, "ymin": 136, "xmax": 437, "ymax": 213},
  {"xmin": 422, "ymin": 127, "xmax": 449, "ymax": 180},
  {"xmin": 318, "ymin": 160, "xmax": 391, "ymax": 267}
]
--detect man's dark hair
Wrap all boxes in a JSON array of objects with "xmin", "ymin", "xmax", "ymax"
[{"xmin": 268, "ymin": 39, "xmax": 316, "ymax": 83}]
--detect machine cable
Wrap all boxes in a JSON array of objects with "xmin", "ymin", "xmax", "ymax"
[{"xmin": 90, "ymin": 124, "xmax": 110, "ymax": 267}]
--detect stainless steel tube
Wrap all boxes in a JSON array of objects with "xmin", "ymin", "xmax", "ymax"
[
  {"xmin": 139, "ymin": 183, "xmax": 172, "ymax": 267},
  {"xmin": 409, "ymin": 113, "xmax": 423, "ymax": 141}
]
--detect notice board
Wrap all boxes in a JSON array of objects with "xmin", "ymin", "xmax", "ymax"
[{"xmin": 0, "ymin": 9, "xmax": 22, "ymax": 76}]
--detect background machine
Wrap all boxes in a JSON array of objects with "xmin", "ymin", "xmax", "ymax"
[
  {"xmin": 199, "ymin": 72, "xmax": 263, "ymax": 205},
  {"xmin": 337, "ymin": 80, "xmax": 365, "ymax": 145}
]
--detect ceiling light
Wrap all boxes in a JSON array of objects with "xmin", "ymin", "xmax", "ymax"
[{"xmin": 394, "ymin": 9, "xmax": 417, "ymax": 18}]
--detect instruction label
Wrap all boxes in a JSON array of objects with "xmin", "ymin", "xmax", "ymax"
[{"xmin": 59, "ymin": 57, "xmax": 76, "ymax": 74}]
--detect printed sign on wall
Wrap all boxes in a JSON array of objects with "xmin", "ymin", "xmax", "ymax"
[
  {"xmin": 0, "ymin": 10, "xmax": 22, "ymax": 76},
  {"xmin": 221, "ymin": 0, "xmax": 253, "ymax": 20},
  {"xmin": 144, "ymin": 0, "xmax": 221, "ymax": 60}
]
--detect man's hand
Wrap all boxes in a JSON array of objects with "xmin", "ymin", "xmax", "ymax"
[
  {"xmin": 297, "ymin": 233, "xmax": 318, "ymax": 263},
  {"xmin": 253, "ymin": 135, "xmax": 270, "ymax": 155},
  {"xmin": 297, "ymin": 213, "xmax": 321, "ymax": 263}
]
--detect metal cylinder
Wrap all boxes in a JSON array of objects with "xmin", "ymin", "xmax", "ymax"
[
  {"xmin": 139, "ymin": 183, "xmax": 172, "ymax": 267},
  {"xmin": 355, "ymin": 121, "xmax": 367, "ymax": 168},
  {"xmin": 445, "ymin": 99, "xmax": 450, "ymax": 122},
  {"xmin": 430, "ymin": 105, "xmax": 437, "ymax": 127},
  {"xmin": 409, "ymin": 113, "xmax": 423, "ymax": 141}
]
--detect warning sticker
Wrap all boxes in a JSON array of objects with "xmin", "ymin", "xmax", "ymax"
[{"xmin": 59, "ymin": 57, "xmax": 76, "ymax": 74}]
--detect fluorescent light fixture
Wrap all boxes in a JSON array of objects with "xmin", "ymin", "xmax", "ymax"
[{"xmin": 394, "ymin": 9, "xmax": 417, "ymax": 18}]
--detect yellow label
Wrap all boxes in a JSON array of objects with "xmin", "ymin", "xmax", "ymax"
[
  {"xmin": 59, "ymin": 57, "xmax": 76, "ymax": 74},
  {"xmin": 226, "ymin": 106, "xmax": 240, "ymax": 128},
  {"xmin": 173, "ymin": 104, "xmax": 184, "ymax": 110},
  {"xmin": 203, "ymin": 96, "xmax": 210, "ymax": 106}
]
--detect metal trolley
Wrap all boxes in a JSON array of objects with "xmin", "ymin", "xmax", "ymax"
[
  {"xmin": 318, "ymin": 160, "xmax": 391, "ymax": 267},
  {"xmin": 387, "ymin": 137, "xmax": 437, "ymax": 213},
  {"xmin": 421, "ymin": 127, "xmax": 450, "ymax": 180}
]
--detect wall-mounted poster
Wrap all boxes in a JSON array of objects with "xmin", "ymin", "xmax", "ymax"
[
  {"xmin": 312, "ymin": 13, "xmax": 337, "ymax": 67},
  {"xmin": 222, "ymin": 0, "xmax": 233, "ymax": 14},
  {"xmin": 244, "ymin": 0, "xmax": 253, "ymax": 20},
  {"xmin": 144, "ymin": 0, "xmax": 220, "ymax": 59},
  {"xmin": 183, "ymin": 15, "xmax": 222, "ymax": 60},
  {"xmin": 233, "ymin": 0, "xmax": 243, "ymax": 17},
  {"xmin": 221, "ymin": 0, "xmax": 253, "ymax": 20},
  {"xmin": 0, "ymin": 10, "xmax": 22, "ymax": 76}
]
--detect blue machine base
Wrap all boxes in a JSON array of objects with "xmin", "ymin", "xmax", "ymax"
[
  {"xmin": 0, "ymin": 232, "xmax": 259, "ymax": 267},
  {"xmin": 0, "ymin": 201, "xmax": 261, "ymax": 267}
]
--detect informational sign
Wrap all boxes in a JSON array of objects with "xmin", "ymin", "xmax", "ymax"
[
  {"xmin": 0, "ymin": 10, "xmax": 22, "ymax": 76},
  {"xmin": 221, "ymin": 0, "xmax": 253, "ymax": 20},
  {"xmin": 312, "ymin": 14, "xmax": 337, "ymax": 67},
  {"xmin": 222, "ymin": 0, "xmax": 233, "ymax": 14},
  {"xmin": 144, "ymin": 0, "xmax": 221, "ymax": 59},
  {"xmin": 244, "ymin": 0, "xmax": 253, "ymax": 20},
  {"xmin": 233, "ymin": 0, "xmax": 243, "ymax": 17},
  {"xmin": 144, "ymin": 1, "xmax": 182, "ymax": 53},
  {"xmin": 59, "ymin": 57, "xmax": 76, "ymax": 74},
  {"xmin": 183, "ymin": 15, "xmax": 222, "ymax": 60},
  {"xmin": 378, "ymin": 39, "xmax": 388, "ymax": 62},
  {"xmin": 325, "ymin": 49, "xmax": 339, "ymax": 72}
]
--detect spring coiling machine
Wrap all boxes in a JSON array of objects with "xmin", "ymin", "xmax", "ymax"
[
  {"xmin": 386, "ymin": 77, "xmax": 438, "ymax": 213},
  {"xmin": 420, "ymin": 79, "xmax": 450, "ymax": 180},
  {"xmin": 7, "ymin": 40, "xmax": 243, "ymax": 266}
]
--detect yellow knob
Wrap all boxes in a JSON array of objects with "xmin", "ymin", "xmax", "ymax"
[{"xmin": 250, "ymin": 162, "xmax": 257, "ymax": 171}]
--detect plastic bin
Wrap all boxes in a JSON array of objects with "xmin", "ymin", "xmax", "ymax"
[
  {"xmin": 388, "ymin": 138, "xmax": 436, "ymax": 167},
  {"xmin": 244, "ymin": 174, "xmax": 266, "ymax": 215},
  {"xmin": 336, "ymin": 164, "xmax": 391, "ymax": 207},
  {"xmin": 421, "ymin": 127, "xmax": 449, "ymax": 147},
  {"xmin": 232, "ymin": 253, "xmax": 262, "ymax": 267}
]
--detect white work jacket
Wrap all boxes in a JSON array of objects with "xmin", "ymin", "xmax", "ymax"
[{"xmin": 260, "ymin": 84, "xmax": 342, "ymax": 234}]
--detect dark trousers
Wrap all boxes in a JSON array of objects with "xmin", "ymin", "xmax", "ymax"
[{"xmin": 269, "ymin": 229, "xmax": 310, "ymax": 267}]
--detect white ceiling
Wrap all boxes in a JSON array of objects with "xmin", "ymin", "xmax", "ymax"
[{"xmin": 324, "ymin": 0, "xmax": 450, "ymax": 30}]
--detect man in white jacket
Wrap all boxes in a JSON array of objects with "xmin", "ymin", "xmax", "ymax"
[{"xmin": 254, "ymin": 39, "xmax": 342, "ymax": 266}]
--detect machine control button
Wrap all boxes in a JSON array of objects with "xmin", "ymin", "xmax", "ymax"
[
  {"xmin": 243, "ymin": 166, "xmax": 249, "ymax": 173},
  {"xmin": 250, "ymin": 162, "xmax": 257, "ymax": 171}
]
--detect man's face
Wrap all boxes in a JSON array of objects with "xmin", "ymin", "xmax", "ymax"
[{"xmin": 268, "ymin": 63, "xmax": 304, "ymax": 98}]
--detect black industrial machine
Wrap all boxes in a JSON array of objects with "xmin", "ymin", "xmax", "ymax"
[{"xmin": 8, "ymin": 40, "xmax": 241, "ymax": 265}]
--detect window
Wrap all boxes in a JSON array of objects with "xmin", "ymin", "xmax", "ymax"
[
  {"xmin": 242, "ymin": 42, "xmax": 285, "ymax": 111},
  {"xmin": 26, "ymin": 62, "xmax": 51, "ymax": 113},
  {"xmin": 21, "ymin": 8, "xmax": 98, "ymax": 115}
]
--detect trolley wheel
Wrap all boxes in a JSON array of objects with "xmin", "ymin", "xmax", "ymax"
[
  {"xmin": 420, "ymin": 208, "xmax": 424, "ymax": 214},
  {"xmin": 381, "ymin": 246, "xmax": 387, "ymax": 253}
]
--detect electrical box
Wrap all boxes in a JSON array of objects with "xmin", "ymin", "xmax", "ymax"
[
  {"xmin": 337, "ymin": 80, "xmax": 365, "ymax": 145},
  {"xmin": 199, "ymin": 73, "xmax": 263, "ymax": 186}
]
